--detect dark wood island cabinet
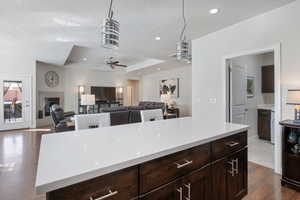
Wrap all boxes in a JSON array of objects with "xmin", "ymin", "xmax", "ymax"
[{"xmin": 46, "ymin": 131, "xmax": 248, "ymax": 200}]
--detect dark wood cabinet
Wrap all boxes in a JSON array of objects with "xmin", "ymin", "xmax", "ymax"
[
  {"xmin": 261, "ymin": 65, "xmax": 274, "ymax": 93},
  {"xmin": 140, "ymin": 143, "xmax": 210, "ymax": 193},
  {"xmin": 47, "ymin": 132, "xmax": 248, "ymax": 200},
  {"xmin": 226, "ymin": 149, "xmax": 248, "ymax": 200},
  {"xmin": 212, "ymin": 148, "xmax": 248, "ymax": 200},
  {"xmin": 139, "ymin": 178, "xmax": 183, "ymax": 200},
  {"xmin": 141, "ymin": 165, "xmax": 211, "ymax": 200},
  {"xmin": 184, "ymin": 166, "xmax": 211, "ymax": 200},
  {"xmin": 211, "ymin": 158, "xmax": 227, "ymax": 200},
  {"xmin": 279, "ymin": 120, "xmax": 300, "ymax": 191},
  {"xmin": 47, "ymin": 167, "xmax": 139, "ymax": 200},
  {"xmin": 257, "ymin": 109, "xmax": 271, "ymax": 141}
]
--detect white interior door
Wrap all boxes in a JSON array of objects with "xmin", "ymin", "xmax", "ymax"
[
  {"xmin": 230, "ymin": 64, "xmax": 247, "ymax": 124},
  {"xmin": 0, "ymin": 75, "xmax": 31, "ymax": 130}
]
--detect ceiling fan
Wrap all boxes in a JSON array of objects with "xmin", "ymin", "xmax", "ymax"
[{"xmin": 106, "ymin": 57, "xmax": 128, "ymax": 69}]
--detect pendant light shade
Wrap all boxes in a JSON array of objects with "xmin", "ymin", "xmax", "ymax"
[
  {"xmin": 176, "ymin": 39, "xmax": 191, "ymax": 62},
  {"xmin": 102, "ymin": 0, "xmax": 120, "ymax": 49},
  {"xmin": 176, "ymin": 0, "xmax": 192, "ymax": 63}
]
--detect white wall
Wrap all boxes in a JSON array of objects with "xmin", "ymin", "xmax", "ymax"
[
  {"xmin": 192, "ymin": 1, "xmax": 300, "ymax": 123},
  {"xmin": 140, "ymin": 66, "xmax": 192, "ymax": 117},
  {"xmin": 36, "ymin": 62, "xmax": 65, "ymax": 93},
  {"xmin": 192, "ymin": 0, "xmax": 300, "ymax": 173},
  {"xmin": 0, "ymin": 47, "xmax": 36, "ymax": 128}
]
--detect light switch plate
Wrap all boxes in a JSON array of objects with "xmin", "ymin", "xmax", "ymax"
[{"xmin": 209, "ymin": 98, "xmax": 217, "ymax": 104}]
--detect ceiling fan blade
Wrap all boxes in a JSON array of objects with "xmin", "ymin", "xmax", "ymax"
[
  {"xmin": 106, "ymin": 61, "xmax": 119, "ymax": 65},
  {"xmin": 115, "ymin": 64, "xmax": 127, "ymax": 68}
]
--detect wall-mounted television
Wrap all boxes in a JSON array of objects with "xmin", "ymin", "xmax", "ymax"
[{"xmin": 91, "ymin": 86, "xmax": 116, "ymax": 101}]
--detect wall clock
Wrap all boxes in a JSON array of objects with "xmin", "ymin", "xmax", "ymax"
[{"xmin": 45, "ymin": 71, "xmax": 59, "ymax": 88}]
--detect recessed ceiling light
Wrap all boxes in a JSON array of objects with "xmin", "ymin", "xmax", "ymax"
[
  {"xmin": 53, "ymin": 18, "xmax": 81, "ymax": 27},
  {"xmin": 155, "ymin": 36, "xmax": 161, "ymax": 41},
  {"xmin": 83, "ymin": 58, "xmax": 87, "ymax": 61},
  {"xmin": 56, "ymin": 37, "xmax": 72, "ymax": 42},
  {"xmin": 209, "ymin": 8, "xmax": 219, "ymax": 14}
]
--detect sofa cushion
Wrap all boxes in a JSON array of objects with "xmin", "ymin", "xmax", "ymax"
[
  {"xmin": 100, "ymin": 106, "xmax": 128, "ymax": 113},
  {"xmin": 128, "ymin": 106, "xmax": 145, "ymax": 110},
  {"xmin": 129, "ymin": 110, "xmax": 142, "ymax": 124},
  {"xmin": 110, "ymin": 111, "xmax": 130, "ymax": 126},
  {"xmin": 138, "ymin": 101, "xmax": 164, "ymax": 110}
]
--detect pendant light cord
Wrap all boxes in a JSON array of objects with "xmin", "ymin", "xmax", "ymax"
[
  {"xmin": 108, "ymin": 0, "xmax": 114, "ymax": 19},
  {"xmin": 180, "ymin": 0, "xmax": 187, "ymax": 41}
]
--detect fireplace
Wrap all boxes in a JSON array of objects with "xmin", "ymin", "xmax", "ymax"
[{"xmin": 45, "ymin": 97, "xmax": 60, "ymax": 116}]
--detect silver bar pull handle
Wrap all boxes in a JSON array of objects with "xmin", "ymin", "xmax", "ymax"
[
  {"xmin": 175, "ymin": 160, "xmax": 193, "ymax": 169},
  {"xmin": 227, "ymin": 160, "xmax": 235, "ymax": 177},
  {"xmin": 177, "ymin": 187, "xmax": 183, "ymax": 200},
  {"xmin": 226, "ymin": 141, "xmax": 239, "ymax": 147},
  {"xmin": 184, "ymin": 183, "xmax": 191, "ymax": 200},
  {"xmin": 89, "ymin": 190, "xmax": 118, "ymax": 200},
  {"xmin": 234, "ymin": 158, "xmax": 239, "ymax": 175}
]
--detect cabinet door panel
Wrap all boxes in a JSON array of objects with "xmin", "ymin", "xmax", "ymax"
[
  {"xmin": 211, "ymin": 158, "xmax": 227, "ymax": 200},
  {"xmin": 261, "ymin": 65, "xmax": 274, "ymax": 93},
  {"xmin": 257, "ymin": 110, "xmax": 271, "ymax": 141},
  {"xmin": 140, "ymin": 179, "xmax": 182, "ymax": 200},
  {"xmin": 227, "ymin": 148, "xmax": 248, "ymax": 200},
  {"xmin": 183, "ymin": 165, "xmax": 211, "ymax": 200}
]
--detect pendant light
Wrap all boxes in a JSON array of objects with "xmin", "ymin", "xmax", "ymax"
[
  {"xmin": 102, "ymin": 0, "xmax": 120, "ymax": 49},
  {"xmin": 176, "ymin": 0, "xmax": 191, "ymax": 62}
]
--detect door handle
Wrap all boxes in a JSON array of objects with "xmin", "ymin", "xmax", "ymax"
[
  {"xmin": 227, "ymin": 160, "xmax": 235, "ymax": 177},
  {"xmin": 177, "ymin": 187, "xmax": 183, "ymax": 200},
  {"xmin": 226, "ymin": 141, "xmax": 240, "ymax": 147},
  {"xmin": 174, "ymin": 160, "xmax": 193, "ymax": 169},
  {"xmin": 89, "ymin": 190, "xmax": 118, "ymax": 200},
  {"xmin": 184, "ymin": 183, "xmax": 191, "ymax": 200},
  {"xmin": 234, "ymin": 158, "xmax": 239, "ymax": 175}
]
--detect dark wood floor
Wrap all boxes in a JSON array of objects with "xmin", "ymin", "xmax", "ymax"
[{"xmin": 0, "ymin": 129, "xmax": 299, "ymax": 200}]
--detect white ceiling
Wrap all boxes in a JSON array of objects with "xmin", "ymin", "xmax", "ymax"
[{"xmin": 0, "ymin": 0, "xmax": 295, "ymax": 72}]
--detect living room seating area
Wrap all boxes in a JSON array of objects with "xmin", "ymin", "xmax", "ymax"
[{"xmin": 50, "ymin": 101, "xmax": 178, "ymax": 132}]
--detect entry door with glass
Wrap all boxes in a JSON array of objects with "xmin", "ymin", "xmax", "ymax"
[{"xmin": 0, "ymin": 76, "xmax": 31, "ymax": 130}]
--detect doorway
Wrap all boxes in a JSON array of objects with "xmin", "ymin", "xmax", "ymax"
[
  {"xmin": 226, "ymin": 50, "xmax": 278, "ymax": 170},
  {"xmin": 125, "ymin": 80, "xmax": 140, "ymax": 106},
  {"xmin": 0, "ymin": 75, "xmax": 32, "ymax": 131}
]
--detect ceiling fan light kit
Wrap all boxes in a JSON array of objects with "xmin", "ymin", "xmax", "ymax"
[
  {"xmin": 106, "ymin": 57, "xmax": 128, "ymax": 69},
  {"xmin": 102, "ymin": 0, "xmax": 120, "ymax": 49}
]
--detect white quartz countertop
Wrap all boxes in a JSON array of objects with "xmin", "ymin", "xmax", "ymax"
[
  {"xmin": 35, "ymin": 117, "xmax": 248, "ymax": 194},
  {"xmin": 257, "ymin": 104, "xmax": 275, "ymax": 111}
]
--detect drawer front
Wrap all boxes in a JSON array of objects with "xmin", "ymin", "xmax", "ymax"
[
  {"xmin": 140, "ymin": 143, "xmax": 210, "ymax": 194},
  {"xmin": 212, "ymin": 132, "xmax": 247, "ymax": 161},
  {"xmin": 139, "ymin": 178, "xmax": 183, "ymax": 200},
  {"xmin": 47, "ymin": 167, "xmax": 138, "ymax": 200}
]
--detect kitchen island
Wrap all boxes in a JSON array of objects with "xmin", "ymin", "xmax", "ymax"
[{"xmin": 36, "ymin": 117, "xmax": 249, "ymax": 200}]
